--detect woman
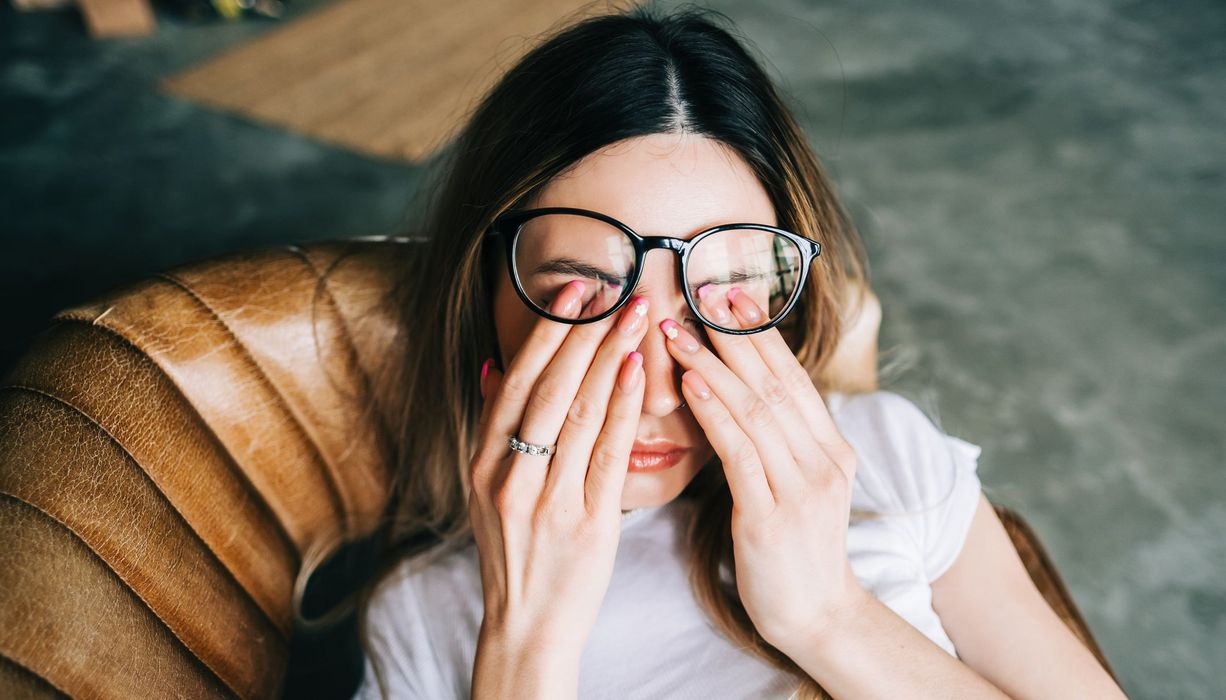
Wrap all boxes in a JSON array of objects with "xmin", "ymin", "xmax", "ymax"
[{"xmin": 352, "ymin": 5, "xmax": 1126, "ymax": 699}]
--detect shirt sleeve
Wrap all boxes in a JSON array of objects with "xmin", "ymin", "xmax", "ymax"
[
  {"xmin": 846, "ymin": 391, "xmax": 986, "ymax": 584},
  {"xmin": 350, "ymin": 565, "xmax": 452, "ymax": 700},
  {"xmin": 920, "ymin": 432, "xmax": 984, "ymax": 582}
]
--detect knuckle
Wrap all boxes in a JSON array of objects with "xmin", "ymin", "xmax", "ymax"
[
  {"xmin": 590, "ymin": 438, "xmax": 623, "ymax": 469},
  {"xmin": 566, "ymin": 392, "xmax": 604, "ymax": 429},
  {"xmin": 574, "ymin": 319, "xmax": 611, "ymax": 343},
  {"xmin": 732, "ymin": 440, "xmax": 760, "ymax": 470},
  {"xmin": 532, "ymin": 501, "xmax": 577, "ymax": 532},
  {"xmin": 499, "ymin": 370, "xmax": 534, "ymax": 401},
  {"xmin": 838, "ymin": 441, "xmax": 858, "ymax": 469},
  {"xmin": 475, "ymin": 435, "xmax": 503, "ymax": 464},
  {"xmin": 491, "ymin": 479, "xmax": 527, "ymax": 520},
  {"xmin": 743, "ymin": 394, "xmax": 773, "ymax": 428},
  {"xmin": 816, "ymin": 463, "xmax": 842, "ymax": 489},
  {"xmin": 468, "ymin": 459, "xmax": 489, "ymax": 491},
  {"xmin": 782, "ymin": 363, "xmax": 813, "ymax": 390},
  {"xmin": 529, "ymin": 375, "xmax": 568, "ymax": 412},
  {"xmin": 826, "ymin": 440, "xmax": 857, "ymax": 469},
  {"xmin": 759, "ymin": 377, "xmax": 790, "ymax": 406},
  {"xmin": 814, "ymin": 460, "xmax": 850, "ymax": 495}
]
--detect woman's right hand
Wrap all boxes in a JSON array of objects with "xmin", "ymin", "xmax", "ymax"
[{"xmin": 468, "ymin": 280, "xmax": 650, "ymax": 692}]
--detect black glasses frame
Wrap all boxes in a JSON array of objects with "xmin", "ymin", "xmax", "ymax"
[{"xmin": 485, "ymin": 206, "xmax": 821, "ymax": 336}]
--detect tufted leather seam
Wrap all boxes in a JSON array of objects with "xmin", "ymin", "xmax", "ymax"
[
  {"xmin": 1, "ymin": 383, "xmax": 291, "ymax": 645},
  {"xmin": 0, "ymin": 648, "xmax": 71, "ymax": 699},
  {"xmin": 285, "ymin": 244, "xmax": 393, "ymax": 477},
  {"xmin": 0, "ymin": 492, "xmax": 244, "ymax": 700},
  {"xmin": 285, "ymin": 243, "xmax": 376, "ymax": 398},
  {"xmin": 154, "ymin": 271, "xmax": 349, "ymax": 539},
  {"xmin": 25, "ymin": 317, "xmax": 302, "ymax": 573}
]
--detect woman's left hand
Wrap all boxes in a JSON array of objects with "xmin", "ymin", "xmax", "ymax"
[{"xmin": 659, "ymin": 284, "xmax": 870, "ymax": 652}]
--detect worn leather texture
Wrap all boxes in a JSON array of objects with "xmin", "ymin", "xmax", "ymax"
[{"xmin": 0, "ymin": 238, "xmax": 1115, "ymax": 698}]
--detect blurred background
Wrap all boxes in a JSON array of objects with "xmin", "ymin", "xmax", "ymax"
[{"xmin": 1, "ymin": 0, "xmax": 1223, "ymax": 697}]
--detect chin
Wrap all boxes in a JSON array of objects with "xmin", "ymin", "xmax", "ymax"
[{"xmin": 619, "ymin": 449, "xmax": 711, "ymax": 510}]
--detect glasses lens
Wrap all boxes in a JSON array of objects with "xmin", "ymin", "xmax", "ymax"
[
  {"xmin": 512, "ymin": 213, "xmax": 636, "ymax": 320},
  {"xmin": 686, "ymin": 228, "xmax": 803, "ymax": 330}
]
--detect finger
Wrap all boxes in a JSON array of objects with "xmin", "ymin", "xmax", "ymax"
[
  {"xmin": 545, "ymin": 296, "xmax": 651, "ymax": 504},
  {"xmin": 660, "ymin": 317, "xmax": 806, "ymax": 500},
  {"xmin": 726, "ymin": 285, "xmax": 854, "ymax": 482},
  {"xmin": 474, "ymin": 358, "xmax": 503, "ymax": 490},
  {"xmin": 474, "ymin": 362, "xmax": 507, "ymax": 595},
  {"xmin": 514, "ymin": 293, "xmax": 621, "ymax": 452},
  {"xmin": 509, "ymin": 281, "xmax": 630, "ymax": 499},
  {"xmin": 695, "ymin": 283, "xmax": 825, "ymax": 472},
  {"xmin": 475, "ymin": 279, "xmax": 588, "ymax": 491},
  {"xmin": 679, "ymin": 368, "xmax": 774, "ymax": 517},
  {"xmin": 585, "ymin": 350, "xmax": 644, "ymax": 514}
]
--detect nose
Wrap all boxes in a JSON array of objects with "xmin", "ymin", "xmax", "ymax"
[
  {"xmin": 636, "ymin": 316, "xmax": 687, "ymax": 417},
  {"xmin": 630, "ymin": 257, "xmax": 695, "ymax": 417}
]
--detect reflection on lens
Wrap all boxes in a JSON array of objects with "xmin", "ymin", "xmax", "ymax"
[
  {"xmin": 686, "ymin": 228, "xmax": 801, "ymax": 330},
  {"xmin": 513, "ymin": 214, "xmax": 635, "ymax": 319}
]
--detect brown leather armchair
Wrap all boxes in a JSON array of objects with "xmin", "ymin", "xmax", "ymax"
[{"xmin": 0, "ymin": 238, "xmax": 1117, "ymax": 699}]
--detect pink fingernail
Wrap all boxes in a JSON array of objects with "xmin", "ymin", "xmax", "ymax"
[
  {"xmin": 553, "ymin": 280, "xmax": 586, "ymax": 316},
  {"xmin": 618, "ymin": 351, "xmax": 644, "ymax": 393},
  {"xmin": 728, "ymin": 286, "xmax": 761, "ymax": 322},
  {"xmin": 683, "ymin": 370, "xmax": 711, "ymax": 400},
  {"xmin": 480, "ymin": 358, "xmax": 492, "ymax": 382},
  {"xmin": 660, "ymin": 319, "xmax": 699, "ymax": 353}
]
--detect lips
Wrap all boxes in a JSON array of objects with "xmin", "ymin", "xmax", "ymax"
[
  {"xmin": 628, "ymin": 439, "xmax": 690, "ymax": 473},
  {"xmin": 631, "ymin": 439, "xmax": 688, "ymax": 454}
]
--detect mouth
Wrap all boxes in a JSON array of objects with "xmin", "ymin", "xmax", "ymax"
[{"xmin": 628, "ymin": 440, "xmax": 690, "ymax": 473}]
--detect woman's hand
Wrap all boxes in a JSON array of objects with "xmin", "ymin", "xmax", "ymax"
[
  {"xmin": 660, "ymin": 284, "xmax": 870, "ymax": 652},
  {"xmin": 468, "ymin": 280, "xmax": 650, "ymax": 694}
]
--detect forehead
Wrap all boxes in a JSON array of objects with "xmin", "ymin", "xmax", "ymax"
[{"xmin": 528, "ymin": 133, "xmax": 777, "ymax": 237}]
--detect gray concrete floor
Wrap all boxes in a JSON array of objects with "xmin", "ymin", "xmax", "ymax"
[{"xmin": 2, "ymin": 0, "xmax": 1223, "ymax": 698}]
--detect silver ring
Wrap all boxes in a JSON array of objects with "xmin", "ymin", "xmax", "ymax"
[{"xmin": 509, "ymin": 434, "xmax": 556, "ymax": 457}]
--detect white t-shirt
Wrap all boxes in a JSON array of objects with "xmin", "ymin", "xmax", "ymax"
[{"xmin": 353, "ymin": 389, "xmax": 985, "ymax": 699}]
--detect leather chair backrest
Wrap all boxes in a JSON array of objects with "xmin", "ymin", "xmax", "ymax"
[
  {"xmin": 0, "ymin": 236, "xmax": 1118, "ymax": 697},
  {"xmin": 0, "ymin": 238, "xmax": 417, "ymax": 699}
]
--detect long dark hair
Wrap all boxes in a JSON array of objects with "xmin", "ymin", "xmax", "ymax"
[{"xmin": 356, "ymin": 4, "xmax": 875, "ymax": 698}]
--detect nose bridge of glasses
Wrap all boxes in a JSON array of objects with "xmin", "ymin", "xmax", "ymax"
[
  {"xmin": 640, "ymin": 235, "xmax": 687, "ymax": 253},
  {"xmin": 634, "ymin": 237, "xmax": 689, "ymax": 293}
]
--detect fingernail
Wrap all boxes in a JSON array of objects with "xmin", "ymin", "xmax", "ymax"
[
  {"xmin": 553, "ymin": 280, "xmax": 586, "ymax": 317},
  {"xmin": 698, "ymin": 285, "xmax": 730, "ymax": 324},
  {"xmin": 618, "ymin": 296, "xmax": 648, "ymax": 335},
  {"xmin": 683, "ymin": 370, "xmax": 711, "ymax": 400},
  {"xmin": 480, "ymin": 358, "xmax": 492, "ymax": 398},
  {"xmin": 727, "ymin": 286, "xmax": 761, "ymax": 323},
  {"xmin": 618, "ymin": 351, "xmax": 643, "ymax": 393},
  {"xmin": 660, "ymin": 319, "xmax": 699, "ymax": 353}
]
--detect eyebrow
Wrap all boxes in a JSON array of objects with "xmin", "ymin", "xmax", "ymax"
[
  {"xmin": 686, "ymin": 268, "xmax": 772, "ymax": 295},
  {"xmin": 528, "ymin": 258, "xmax": 624, "ymax": 287},
  {"xmin": 530, "ymin": 257, "xmax": 771, "ymax": 295}
]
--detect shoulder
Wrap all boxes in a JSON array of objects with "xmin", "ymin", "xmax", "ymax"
[
  {"xmin": 828, "ymin": 390, "xmax": 985, "ymax": 580},
  {"xmin": 827, "ymin": 388, "xmax": 934, "ymax": 433},
  {"xmin": 827, "ymin": 389, "xmax": 979, "ymax": 490},
  {"xmin": 363, "ymin": 538, "xmax": 479, "ymax": 630},
  {"xmin": 357, "ymin": 541, "xmax": 481, "ymax": 698}
]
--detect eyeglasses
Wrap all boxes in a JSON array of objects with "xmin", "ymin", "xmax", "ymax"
[{"xmin": 485, "ymin": 207, "xmax": 821, "ymax": 335}]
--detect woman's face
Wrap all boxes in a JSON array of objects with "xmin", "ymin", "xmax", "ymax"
[{"xmin": 491, "ymin": 132, "xmax": 779, "ymax": 510}]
